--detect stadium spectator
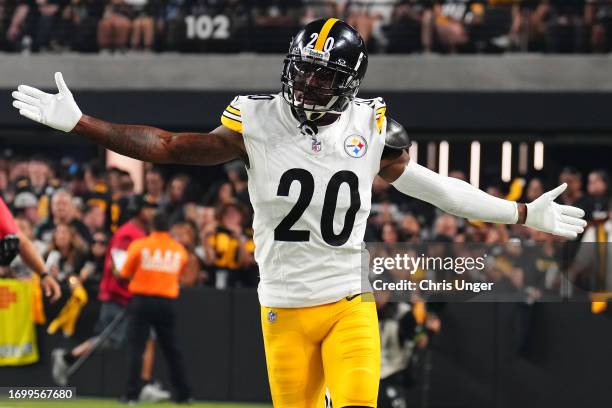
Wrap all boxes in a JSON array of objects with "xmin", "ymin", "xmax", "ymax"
[
  {"xmin": 586, "ymin": 169, "xmax": 609, "ymax": 221},
  {"xmin": 474, "ymin": 0, "xmax": 522, "ymax": 52},
  {"xmin": 430, "ymin": 0, "xmax": 486, "ymax": 53},
  {"xmin": 82, "ymin": 204, "xmax": 107, "ymax": 237},
  {"xmin": 170, "ymin": 220, "xmax": 201, "ymax": 286},
  {"xmin": 301, "ymin": 0, "xmax": 341, "ymax": 24},
  {"xmin": 97, "ymin": 0, "xmax": 133, "ymax": 52},
  {"xmin": 13, "ymin": 191, "xmax": 41, "ymax": 225},
  {"xmin": 524, "ymin": 177, "xmax": 545, "ymax": 202},
  {"xmin": 224, "ymin": 160, "xmax": 249, "ymax": 207},
  {"xmin": 23, "ymin": 156, "xmax": 56, "ymax": 220},
  {"xmin": 44, "ymin": 223, "xmax": 88, "ymax": 283},
  {"xmin": 543, "ymin": 0, "xmax": 587, "ymax": 53},
  {"xmin": 398, "ymin": 213, "xmax": 422, "ymax": 243},
  {"xmin": 587, "ymin": 0, "xmax": 612, "ymax": 51},
  {"xmin": 386, "ymin": 0, "xmax": 429, "ymax": 53},
  {"xmin": 559, "ymin": 167, "xmax": 590, "ymax": 214},
  {"xmin": 58, "ymin": 0, "xmax": 104, "ymax": 51},
  {"xmin": 165, "ymin": 173, "xmax": 191, "ymax": 221},
  {"xmin": 569, "ymin": 197, "xmax": 612, "ymax": 309},
  {"xmin": 204, "ymin": 202, "xmax": 255, "ymax": 288},
  {"xmin": 345, "ymin": 0, "xmax": 397, "ymax": 51},
  {"xmin": 83, "ymin": 162, "xmax": 112, "ymax": 213},
  {"xmin": 107, "ymin": 167, "xmax": 123, "ymax": 196},
  {"xmin": 107, "ymin": 169, "xmax": 134, "ymax": 231},
  {"xmin": 143, "ymin": 167, "xmax": 167, "ymax": 206},
  {"xmin": 250, "ymin": 0, "xmax": 302, "ymax": 52},
  {"xmin": 37, "ymin": 189, "xmax": 92, "ymax": 244},
  {"xmin": 123, "ymin": 0, "xmax": 160, "ymax": 51},
  {"xmin": 6, "ymin": 0, "xmax": 65, "ymax": 51},
  {"xmin": 433, "ymin": 213, "xmax": 459, "ymax": 241},
  {"xmin": 79, "ymin": 230, "xmax": 108, "ymax": 285},
  {"xmin": 119, "ymin": 211, "xmax": 191, "ymax": 404},
  {"xmin": 381, "ymin": 221, "xmax": 401, "ymax": 244}
]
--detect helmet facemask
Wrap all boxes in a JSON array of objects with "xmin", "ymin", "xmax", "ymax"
[{"xmin": 281, "ymin": 55, "xmax": 361, "ymax": 121}]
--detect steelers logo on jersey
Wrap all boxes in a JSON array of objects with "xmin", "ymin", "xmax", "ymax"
[{"xmin": 344, "ymin": 135, "xmax": 368, "ymax": 158}]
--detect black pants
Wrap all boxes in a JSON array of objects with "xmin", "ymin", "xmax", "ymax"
[{"xmin": 126, "ymin": 295, "xmax": 190, "ymax": 401}]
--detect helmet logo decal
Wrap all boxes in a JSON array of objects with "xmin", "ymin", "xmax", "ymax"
[
  {"xmin": 301, "ymin": 46, "xmax": 330, "ymax": 63},
  {"xmin": 344, "ymin": 135, "xmax": 368, "ymax": 158}
]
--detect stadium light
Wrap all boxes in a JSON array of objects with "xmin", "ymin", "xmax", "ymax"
[
  {"xmin": 439, "ymin": 141, "xmax": 449, "ymax": 177},
  {"xmin": 534, "ymin": 141, "xmax": 544, "ymax": 170},
  {"xmin": 470, "ymin": 141, "xmax": 480, "ymax": 188},
  {"xmin": 427, "ymin": 142, "xmax": 437, "ymax": 170},
  {"xmin": 519, "ymin": 142, "xmax": 528, "ymax": 175},
  {"xmin": 501, "ymin": 141, "xmax": 512, "ymax": 182}
]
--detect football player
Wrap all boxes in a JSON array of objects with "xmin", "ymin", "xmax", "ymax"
[{"xmin": 12, "ymin": 18, "xmax": 586, "ymax": 408}]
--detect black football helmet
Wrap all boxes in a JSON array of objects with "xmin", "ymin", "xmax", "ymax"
[{"xmin": 281, "ymin": 18, "xmax": 368, "ymax": 122}]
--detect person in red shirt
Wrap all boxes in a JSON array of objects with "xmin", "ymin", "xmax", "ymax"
[
  {"xmin": 51, "ymin": 195, "xmax": 169, "ymax": 402},
  {"xmin": 120, "ymin": 211, "xmax": 191, "ymax": 403},
  {"xmin": 0, "ymin": 196, "xmax": 61, "ymax": 300}
]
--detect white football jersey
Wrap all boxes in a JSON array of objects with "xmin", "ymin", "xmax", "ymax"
[{"xmin": 221, "ymin": 93, "xmax": 387, "ymax": 307}]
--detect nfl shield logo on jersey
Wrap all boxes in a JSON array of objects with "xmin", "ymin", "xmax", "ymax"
[
  {"xmin": 267, "ymin": 310, "xmax": 277, "ymax": 323},
  {"xmin": 344, "ymin": 135, "xmax": 367, "ymax": 158}
]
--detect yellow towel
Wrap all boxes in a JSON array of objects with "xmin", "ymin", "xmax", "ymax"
[{"xmin": 47, "ymin": 285, "xmax": 88, "ymax": 337}]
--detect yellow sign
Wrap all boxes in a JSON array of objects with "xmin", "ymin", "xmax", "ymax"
[{"xmin": 0, "ymin": 279, "xmax": 39, "ymax": 366}]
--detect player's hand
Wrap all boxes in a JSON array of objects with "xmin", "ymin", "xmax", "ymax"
[
  {"xmin": 524, "ymin": 183, "xmax": 586, "ymax": 239},
  {"xmin": 41, "ymin": 273, "xmax": 62, "ymax": 303},
  {"xmin": 11, "ymin": 72, "xmax": 82, "ymax": 132}
]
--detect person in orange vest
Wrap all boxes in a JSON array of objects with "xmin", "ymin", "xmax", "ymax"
[{"xmin": 118, "ymin": 211, "xmax": 191, "ymax": 404}]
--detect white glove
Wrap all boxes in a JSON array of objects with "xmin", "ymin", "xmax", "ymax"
[
  {"xmin": 11, "ymin": 72, "xmax": 82, "ymax": 132},
  {"xmin": 525, "ymin": 183, "xmax": 586, "ymax": 239}
]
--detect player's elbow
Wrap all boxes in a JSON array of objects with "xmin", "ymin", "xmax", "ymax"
[{"xmin": 156, "ymin": 131, "xmax": 183, "ymax": 164}]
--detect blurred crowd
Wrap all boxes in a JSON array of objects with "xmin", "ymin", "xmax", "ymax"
[
  {"xmin": 0, "ymin": 153, "xmax": 609, "ymax": 296},
  {"xmin": 1, "ymin": 0, "xmax": 612, "ymax": 53}
]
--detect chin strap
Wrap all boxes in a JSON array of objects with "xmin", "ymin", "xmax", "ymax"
[{"xmin": 294, "ymin": 108, "xmax": 320, "ymax": 143}]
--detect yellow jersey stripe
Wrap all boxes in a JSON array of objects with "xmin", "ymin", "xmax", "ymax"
[
  {"xmin": 226, "ymin": 105, "xmax": 241, "ymax": 115},
  {"xmin": 376, "ymin": 107, "xmax": 386, "ymax": 134},
  {"xmin": 221, "ymin": 114, "xmax": 243, "ymax": 134},
  {"xmin": 223, "ymin": 110, "xmax": 242, "ymax": 122},
  {"xmin": 314, "ymin": 18, "xmax": 339, "ymax": 51}
]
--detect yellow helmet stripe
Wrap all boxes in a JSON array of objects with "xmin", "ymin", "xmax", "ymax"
[{"xmin": 314, "ymin": 18, "xmax": 339, "ymax": 51}]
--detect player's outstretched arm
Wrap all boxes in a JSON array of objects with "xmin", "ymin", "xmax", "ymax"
[
  {"xmin": 11, "ymin": 72, "xmax": 246, "ymax": 165},
  {"xmin": 379, "ymin": 152, "xmax": 587, "ymax": 239}
]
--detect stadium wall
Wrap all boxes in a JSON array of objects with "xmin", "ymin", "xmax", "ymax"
[
  {"xmin": 1, "ymin": 288, "xmax": 612, "ymax": 408},
  {"xmin": 3, "ymin": 55, "xmax": 612, "ymax": 133},
  {"xmin": 2, "ymin": 54, "xmax": 612, "ymax": 91}
]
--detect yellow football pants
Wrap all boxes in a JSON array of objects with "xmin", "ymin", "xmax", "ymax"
[{"xmin": 261, "ymin": 294, "xmax": 380, "ymax": 408}]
